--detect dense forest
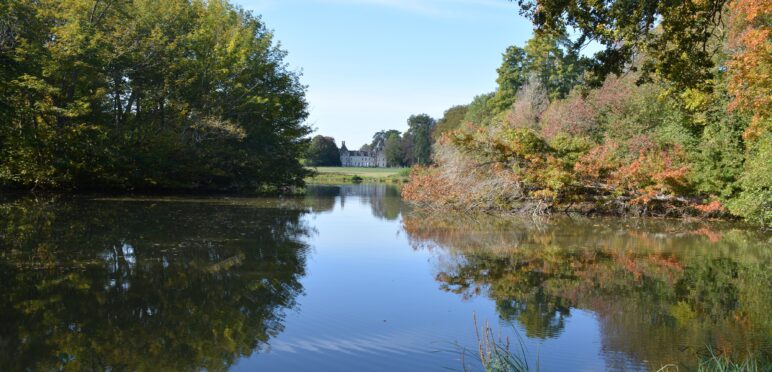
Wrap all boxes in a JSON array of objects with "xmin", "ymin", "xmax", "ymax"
[
  {"xmin": 0, "ymin": 0, "xmax": 310, "ymax": 192},
  {"xmin": 403, "ymin": 0, "xmax": 771, "ymax": 226}
]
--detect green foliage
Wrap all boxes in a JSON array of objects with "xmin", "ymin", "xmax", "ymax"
[
  {"xmin": 513, "ymin": 0, "xmax": 728, "ymax": 91},
  {"xmin": 697, "ymin": 348, "xmax": 767, "ymax": 372},
  {"xmin": 371, "ymin": 129, "xmax": 400, "ymax": 150},
  {"xmin": 501, "ymin": 127, "xmax": 548, "ymax": 159},
  {"xmin": 547, "ymin": 134, "xmax": 594, "ymax": 164},
  {"xmin": 410, "ymin": 15, "xmax": 771, "ymax": 225},
  {"xmin": 488, "ymin": 46, "xmax": 529, "ymax": 113},
  {"xmin": 432, "ymin": 105, "xmax": 468, "ymax": 140},
  {"xmin": 306, "ymin": 135, "xmax": 340, "ymax": 166},
  {"xmin": 0, "ymin": 0, "xmax": 310, "ymax": 192},
  {"xmin": 689, "ymin": 117, "xmax": 746, "ymax": 199},
  {"xmin": 727, "ymin": 133, "xmax": 772, "ymax": 226},
  {"xmin": 407, "ymin": 113, "xmax": 436, "ymax": 165},
  {"xmin": 464, "ymin": 93, "xmax": 496, "ymax": 126},
  {"xmin": 472, "ymin": 318, "xmax": 533, "ymax": 372},
  {"xmin": 489, "ymin": 33, "xmax": 587, "ymax": 115},
  {"xmin": 600, "ymin": 82, "xmax": 668, "ymax": 145},
  {"xmin": 384, "ymin": 132, "xmax": 404, "ymax": 167},
  {"xmin": 521, "ymin": 32, "xmax": 586, "ymax": 101}
]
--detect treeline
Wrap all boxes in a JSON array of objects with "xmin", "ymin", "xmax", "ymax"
[
  {"xmin": 305, "ymin": 114, "xmax": 436, "ymax": 167},
  {"xmin": 0, "ymin": 0, "xmax": 309, "ymax": 192},
  {"xmin": 371, "ymin": 114, "xmax": 435, "ymax": 167},
  {"xmin": 403, "ymin": 0, "xmax": 771, "ymax": 226}
]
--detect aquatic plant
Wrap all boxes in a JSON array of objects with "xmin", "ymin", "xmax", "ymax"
[{"xmin": 463, "ymin": 315, "xmax": 536, "ymax": 372}]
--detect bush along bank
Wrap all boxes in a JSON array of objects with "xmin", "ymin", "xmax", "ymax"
[{"xmin": 402, "ymin": 72, "xmax": 770, "ymax": 225}]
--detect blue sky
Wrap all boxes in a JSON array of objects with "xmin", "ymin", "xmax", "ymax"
[{"xmin": 235, "ymin": 0, "xmax": 533, "ymax": 148}]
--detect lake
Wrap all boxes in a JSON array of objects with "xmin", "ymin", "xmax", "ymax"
[{"xmin": 0, "ymin": 184, "xmax": 769, "ymax": 371}]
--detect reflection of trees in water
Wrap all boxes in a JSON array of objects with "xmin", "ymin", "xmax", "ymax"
[
  {"xmin": 0, "ymin": 197, "xmax": 312, "ymax": 371},
  {"xmin": 302, "ymin": 185, "xmax": 338, "ymax": 213},
  {"xmin": 305, "ymin": 184, "xmax": 404, "ymax": 220},
  {"xmin": 403, "ymin": 213, "xmax": 771, "ymax": 369}
]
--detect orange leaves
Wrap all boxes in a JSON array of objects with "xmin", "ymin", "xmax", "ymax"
[
  {"xmin": 726, "ymin": 0, "xmax": 772, "ymax": 137},
  {"xmin": 400, "ymin": 166, "xmax": 454, "ymax": 207},
  {"xmin": 693, "ymin": 200, "xmax": 725, "ymax": 214},
  {"xmin": 608, "ymin": 145, "xmax": 691, "ymax": 204},
  {"xmin": 407, "ymin": 124, "xmax": 698, "ymax": 213},
  {"xmin": 574, "ymin": 142, "xmax": 618, "ymax": 182}
]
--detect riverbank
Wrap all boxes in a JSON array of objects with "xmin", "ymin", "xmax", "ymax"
[
  {"xmin": 305, "ymin": 167, "xmax": 410, "ymax": 184},
  {"xmin": 402, "ymin": 181, "xmax": 736, "ymax": 222}
]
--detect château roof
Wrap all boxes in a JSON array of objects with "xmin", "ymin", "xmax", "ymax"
[
  {"xmin": 346, "ymin": 150, "xmax": 371, "ymax": 157},
  {"xmin": 340, "ymin": 141, "xmax": 376, "ymax": 157}
]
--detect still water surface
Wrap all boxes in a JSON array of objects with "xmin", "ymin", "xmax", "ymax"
[{"xmin": 0, "ymin": 184, "xmax": 769, "ymax": 371}]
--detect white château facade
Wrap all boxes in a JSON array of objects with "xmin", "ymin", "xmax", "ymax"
[{"xmin": 340, "ymin": 141, "xmax": 387, "ymax": 167}]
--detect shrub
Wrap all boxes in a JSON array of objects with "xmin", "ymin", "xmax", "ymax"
[{"xmin": 727, "ymin": 132, "xmax": 772, "ymax": 227}]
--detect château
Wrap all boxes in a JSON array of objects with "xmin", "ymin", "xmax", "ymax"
[{"xmin": 339, "ymin": 141, "xmax": 387, "ymax": 167}]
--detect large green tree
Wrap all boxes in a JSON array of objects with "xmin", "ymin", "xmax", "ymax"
[
  {"xmin": 371, "ymin": 129, "xmax": 400, "ymax": 151},
  {"xmin": 306, "ymin": 135, "xmax": 340, "ymax": 166},
  {"xmin": 406, "ymin": 114, "xmax": 435, "ymax": 165},
  {"xmin": 512, "ymin": 0, "xmax": 729, "ymax": 90},
  {"xmin": 489, "ymin": 33, "xmax": 587, "ymax": 113},
  {"xmin": 463, "ymin": 93, "xmax": 496, "ymax": 126},
  {"xmin": 433, "ymin": 105, "xmax": 469, "ymax": 140},
  {"xmin": 0, "ymin": 0, "xmax": 310, "ymax": 191},
  {"xmin": 384, "ymin": 132, "xmax": 404, "ymax": 167}
]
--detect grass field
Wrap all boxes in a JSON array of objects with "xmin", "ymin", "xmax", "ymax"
[{"xmin": 306, "ymin": 167, "xmax": 410, "ymax": 184}]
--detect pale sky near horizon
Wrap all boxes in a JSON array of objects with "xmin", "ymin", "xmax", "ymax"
[{"xmin": 234, "ymin": 0, "xmax": 533, "ymax": 148}]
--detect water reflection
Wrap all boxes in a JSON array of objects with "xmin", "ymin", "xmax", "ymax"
[
  {"xmin": 0, "ymin": 196, "xmax": 311, "ymax": 371},
  {"xmin": 1, "ymin": 187, "xmax": 769, "ymax": 371},
  {"xmin": 403, "ymin": 213, "xmax": 771, "ymax": 369},
  {"xmin": 304, "ymin": 184, "xmax": 405, "ymax": 220}
]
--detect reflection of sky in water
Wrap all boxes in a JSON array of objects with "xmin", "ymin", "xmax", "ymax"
[{"xmin": 238, "ymin": 185, "xmax": 615, "ymax": 372}]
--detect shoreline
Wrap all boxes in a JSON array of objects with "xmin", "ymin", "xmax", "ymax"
[{"xmin": 402, "ymin": 195, "xmax": 751, "ymax": 225}]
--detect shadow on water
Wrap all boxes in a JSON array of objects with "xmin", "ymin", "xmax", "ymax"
[
  {"xmin": 0, "ymin": 196, "xmax": 312, "ymax": 371},
  {"xmin": 403, "ymin": 213, "xmax": 772, "ymax": 370}
]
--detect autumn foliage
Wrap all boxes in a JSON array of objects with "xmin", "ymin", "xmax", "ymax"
[
  {"xmin": 407, "ymin": 3, "xmax": 771, "ymax": 225},
  {"xmin": 727, "ymin": 0, "xmax": 771, "ymax": 138},
  {"xmin": 405, "ymin": 72, "xmax": 741, "ymax": 219}
]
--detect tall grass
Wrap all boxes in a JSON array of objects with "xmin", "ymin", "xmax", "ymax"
[
  {"xmin": 697, "ymin": 348, "xmax": 766, "ymax": 372},
  {"xmin": 463, "ymin": 315, "xmax": 537, "ymax": 372},
  {"xmin": 657, "ymin": 347, "xmax": 768, "ymax": 372},
  {"xmin": 465, "ymin": 316, "xmax": 768, "ymax": 372}
]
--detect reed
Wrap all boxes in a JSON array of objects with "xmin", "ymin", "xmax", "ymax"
[{"xmin": 464, "ymin": 314, "xmax": 536, "ymax": 372}]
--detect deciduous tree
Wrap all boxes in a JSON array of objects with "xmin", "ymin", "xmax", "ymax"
[
  {"xmin": 407, "ymin": 114, "xmax": 436, "ymax": 165},
  {"xmin": 306, "ymin": 136, "xmax": 340, "ymax": 166}
]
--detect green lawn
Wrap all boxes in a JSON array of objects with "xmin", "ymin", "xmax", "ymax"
[
  {"xmin": 310, "ymin": 167, "xmax": 408, "ymax": 177},
  {"xmin": 305, "ymin": 166, "xmax": 410, "ymax": 184}
]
